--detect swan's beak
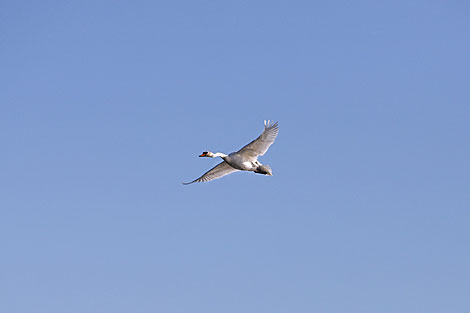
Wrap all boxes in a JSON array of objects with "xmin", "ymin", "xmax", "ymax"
[{"xmin": 199, "ymin": 152, "xmax": 208, "ymax": 157}]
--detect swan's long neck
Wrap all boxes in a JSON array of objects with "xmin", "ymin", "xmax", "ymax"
[{"xmin": 213, "ymin": 152, "xmax": 228, "ymax": 158}]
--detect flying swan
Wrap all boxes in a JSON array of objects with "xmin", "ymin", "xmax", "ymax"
[{"xmin": 183, "ymin": 120, "xmax": 279, "ymax": 184}]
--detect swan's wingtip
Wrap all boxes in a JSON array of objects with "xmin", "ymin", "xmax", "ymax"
[
  {"xmin": 264, "ymin": 120, "xmax": 279, "ymax": 128},
  {"xmin": 264, "ymin": 119, "xmax": 272, "ymax": 127}
]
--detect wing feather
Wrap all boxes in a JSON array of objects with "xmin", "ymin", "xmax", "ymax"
[
  {"xmin": 238, "ymin": 120, "xmax": 279, "ymax": 157},
  {"xmin": 183, "ymin": 161, "xmax": 239, "ymax": 185}
]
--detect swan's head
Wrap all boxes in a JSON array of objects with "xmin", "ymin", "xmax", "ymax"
[{"xmin": 199, "ymin": 151, "xmax": 214, "ymax": 157}]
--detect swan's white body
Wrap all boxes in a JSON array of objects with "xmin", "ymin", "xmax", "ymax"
[{"xmin": 183, "ymin": 120, "xmax": 279, "ymax": 184}]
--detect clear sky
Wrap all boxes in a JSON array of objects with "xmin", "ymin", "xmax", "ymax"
[{"xmin": 1, "ymin": 1, "xmax": 469, "ymax": 312}]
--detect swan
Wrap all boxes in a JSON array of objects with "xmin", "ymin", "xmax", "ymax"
[{"xmin": 183, "ymin": 120, "xmax": 279, "ymax": 184}]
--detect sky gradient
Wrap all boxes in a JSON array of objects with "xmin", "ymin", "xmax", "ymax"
[{"xmin": 1, "ymin": 1, "xmax": 470, "ymax": 312}]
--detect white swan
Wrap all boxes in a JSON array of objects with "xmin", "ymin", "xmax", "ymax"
[{"xmin": 183, "ymin": 120, "xmax": 279, "ymax": 184}]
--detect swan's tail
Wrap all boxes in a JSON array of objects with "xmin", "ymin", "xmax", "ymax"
[{"xmin": 255, "ymin": 164, "xmax": 272, "ymax": 176}]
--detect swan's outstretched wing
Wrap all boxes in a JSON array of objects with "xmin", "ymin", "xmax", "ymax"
[
  {"xmin": 183, "ymin": 161, "xmax": 239, "ymax": 185},
  {"xmin": 238, "ymin": 120, "xmax": 279, "ymax": 158}
]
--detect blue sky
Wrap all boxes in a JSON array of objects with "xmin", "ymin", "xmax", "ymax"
[{"xmin": 1, "ymin": 1, "xmax": 469, "ymax": 312}]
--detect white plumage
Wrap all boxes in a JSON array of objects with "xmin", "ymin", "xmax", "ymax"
[{"xmin": 183, "ymin": 120, "xmax": 279, "ymax": 185}]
